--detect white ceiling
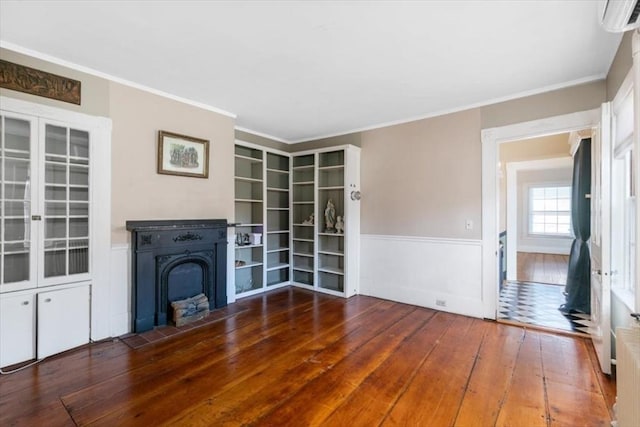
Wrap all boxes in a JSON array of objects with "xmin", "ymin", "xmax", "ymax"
[{"xmin": 0, "ymin": 1, "xmax": 623, "ymax": 143}]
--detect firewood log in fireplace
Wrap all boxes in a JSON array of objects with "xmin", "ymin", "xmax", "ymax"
[{"xmin": 171, "ymin": 293, "xmax": 209, "ymax": 327}]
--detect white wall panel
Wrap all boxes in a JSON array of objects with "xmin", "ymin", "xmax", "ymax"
[{"xmin": 360, "ymin": 235, "xmax": 484, "ymax": 318}]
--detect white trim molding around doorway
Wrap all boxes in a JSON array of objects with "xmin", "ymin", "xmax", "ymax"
[{"xmin": 481, "ymin": 109, "xmax": 600, "ymax": 319}]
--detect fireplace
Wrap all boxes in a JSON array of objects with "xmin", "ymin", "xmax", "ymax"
[{"xmin": 126, "ymin": 219, "xmax": 227, "ymax": 332}]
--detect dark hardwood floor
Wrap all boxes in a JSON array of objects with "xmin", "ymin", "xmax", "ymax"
[{"xmin": 0, "ymin": 287, "xmax": 615, "ymax": 426}]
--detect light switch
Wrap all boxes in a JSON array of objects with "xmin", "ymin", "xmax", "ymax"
[{"xmin": 465, "ymin": 220, "xmax": 473, "ymax": 230}]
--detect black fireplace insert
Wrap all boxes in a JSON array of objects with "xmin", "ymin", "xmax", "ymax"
[{"xmin": 126, "ymin": 219, "xmax": 227, "ymax": 332}]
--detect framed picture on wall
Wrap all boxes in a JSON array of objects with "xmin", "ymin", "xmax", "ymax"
[{"xmin": 157, "ymin": 130, "xmax": 209, "ymax": 178}]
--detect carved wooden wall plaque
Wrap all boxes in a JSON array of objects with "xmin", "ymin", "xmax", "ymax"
[{"xmin": 0, "ymin": 60, "xmax": 81, "ymax": 105}]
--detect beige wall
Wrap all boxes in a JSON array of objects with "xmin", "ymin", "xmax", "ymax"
[
  {"xmin": 606, "ymin": 31, "xmax": 634, "ymax": 100},
  {"xmin": 290, "ymin": 132, "xmax": 362, "ymax": 152},
  {"xmin": 235, "ymin": 129, "xmax": 288, "ymax": 152},
  {"xmin": 110, "ymin": 82, "xmax": 235, "ymax": 244},
  {"xmin": 0, "ymin": 48, "xmax": 110, "ymax": 117},
  {"xmin": 298, "ymin": 79, "xmax": 607, "ymax": 241},
  {"xmin": 480, "ymin": 81, "xmax": 606, "ymax": 129},
  {"xmin": 498, "ymin": 133, "xmax": 572, "ymax": 231},
  {"xmin": 360, "ymin": 108, "xmax": 482, "ymax": 239}
]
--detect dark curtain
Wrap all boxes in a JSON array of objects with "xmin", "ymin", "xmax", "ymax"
[{"xmin": 562, "ymin": 138, "xmax": 591, "ymax": 314}]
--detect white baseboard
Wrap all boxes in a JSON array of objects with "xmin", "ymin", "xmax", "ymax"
[
  {"xmin": 360, "ymin": 234, "xmax": 485, "ymax": 319},
  {"xmin": 517, "ymin": 245, "xmax": 571, "ymax": 255}
]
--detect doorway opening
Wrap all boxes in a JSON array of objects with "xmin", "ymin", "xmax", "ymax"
[{"xmin": 495, "ymin": 132, "xmax": 591, "ymax": 335}]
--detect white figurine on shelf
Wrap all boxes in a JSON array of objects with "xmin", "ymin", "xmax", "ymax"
[
  {"xmin": 335, "ymin": 215, "xmax": 344, "ymax": 234},
  {"xmin": 302, "ymin": 213, "xmax": 314, "ymax": 225},
  {"xmin": 325, "ymin": 199, "xmax": 336, "ymax": 232}
]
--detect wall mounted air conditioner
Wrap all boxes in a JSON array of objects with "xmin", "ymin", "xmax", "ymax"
[{"xmin": 600, "ymin": 0, "xmax": 640, "ymax": 32}]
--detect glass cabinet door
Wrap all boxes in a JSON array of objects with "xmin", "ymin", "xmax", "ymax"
[
  {"xmin": 42, "ymin": 123, "xmax": 90, "ymax": 281},
  {"xmin": 0, "ymin": 115, "xmax": 35, "ymax": 292}
]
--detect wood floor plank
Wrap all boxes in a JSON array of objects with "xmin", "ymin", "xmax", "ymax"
[
  {"xmin": 321, "ymin": 311, "xmax": 458, "ymax": 427},
  {"xmin": 382, "ymin": 316, "xmax": 488, "ymax": 426},
  {"xmin": 453, "ymin": 323, "xmax": 525, "ymax": 426},
  {"xmin": 167, "ymin": 300, "xmax": 416, "ymax": 426},
  {"xmin": 251, "ymin": 307, "xmax": 435, "ymax": 426},
  {"xmin": 495, "ymin": 330, "xmax": 548, "ymax": 427},
  {"xmin": 539, "ymin": 334, "xmax": 612, "ymax": 426}
]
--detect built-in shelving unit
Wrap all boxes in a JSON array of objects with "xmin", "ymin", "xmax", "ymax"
[
  {"xmin": 291, "ymin": 146, "xmax": 360, "ymax": 297},
  {"xmin": 234, "ymin": 144, "xmax": 292, "ymax": 296},
  {"xmin": 234, "ymin": 145, "xmax": 264, "ymax": 294},
  {"xmin": 292, "ymin": 154, "xmax": 316, "ymax": 288},
  {"xmin": 265, "ymin": 152, "xmax": 290, "ymax": 287},
  {"xmin": 234, "ymin": 142, "xmax": 360, "ymax": 299}
]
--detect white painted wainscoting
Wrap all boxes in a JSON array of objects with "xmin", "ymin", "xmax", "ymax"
[
  {"xmin": 360, "ymin": 235, "xmax": 485, "ymax": 319},
  {"xmin": 110, "ymin": 244, "xmax": 131, "ymax": 337}
]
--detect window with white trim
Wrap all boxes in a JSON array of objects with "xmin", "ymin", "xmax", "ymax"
[{"xmin": 528, "ymin": 186, "xmax": 572, "ymax": 236}]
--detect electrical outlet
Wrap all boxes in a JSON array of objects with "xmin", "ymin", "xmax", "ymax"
[
  {"xmin": 436, "ymin": 299, "xmax": 446, "ymax": 307},
  {"xmin": 465, "ymin": 219, "xmax": 473, "ymax": 230}
]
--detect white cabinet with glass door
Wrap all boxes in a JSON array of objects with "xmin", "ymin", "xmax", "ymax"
[{"xmin": 0, "ymin": 110, "xmax": 92, "ymax": 368}]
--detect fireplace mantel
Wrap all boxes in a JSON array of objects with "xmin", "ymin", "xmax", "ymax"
[{"xmin": 126, "ymin": 219, "xmax": 227, "ymax": 332}]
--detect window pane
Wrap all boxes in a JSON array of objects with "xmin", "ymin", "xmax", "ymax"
[
  {"xmin": 557, "ymin": 187, "xmax": 571, "ymax": 198},
  {"xmin": 529, "ymin": 185, "xmax": 572, "ymax": 235},
  {"xmin": 531, "ymin": 187, "xmax": 545, "ymax": 199},
  {"xmin": 557, "ymin": 199, "xmax": 571, "ymax": 211},
  {"xmin": 532, "ymin": 200, "xmax": 545, "ymax": 211}
]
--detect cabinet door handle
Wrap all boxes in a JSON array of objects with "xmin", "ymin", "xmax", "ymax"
[
  {"xmin": 22, "ymin": 301, "xmax": 29, "ymax": 305},
  {"xmin": 44, "ymin": 298, "xmax": 52, "ymax": 303}
]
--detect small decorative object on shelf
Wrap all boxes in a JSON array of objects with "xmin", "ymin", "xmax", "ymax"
[
  {"xmin": 235, "ymin": 260, "xmax": 246, "ymax": 267},
  {"xmin": 302, "ymin": 213, "xmax": 315, "ymax": 225},
  {"xmin": 251, "ymin": 233, "xmax": 262, "ymax": 245},
  {"xmin": 236, "ymin": 233, "xmax": 251, "ymax": 246},
  {"xmin": 324, "ymin": 199, "xmax": 336, "ymax": 232},
  {"xmin": 335, "ymin": 216, "xmax": 344, "ymax": 234}
]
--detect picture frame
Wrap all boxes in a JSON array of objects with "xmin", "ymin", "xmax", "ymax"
[{"xmin": 157, "ymin": 130, "xmax": 209, "ymax": 178}]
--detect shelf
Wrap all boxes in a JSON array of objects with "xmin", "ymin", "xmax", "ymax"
[
  {"xmin": 293, "ymin": 181, "xmax": 314, "ymax": 185},
  {"xmin": 318, "ymin": 186, "xmax": 344, "ymax": 191},
  {"xmin": 318, "ymin": 250, "xmax": 344, "ymax": 257},
  {"xmin": 318, "ymin": 165, "xmax": 344, "ymax": 171},
  {"xmin": 266, "ymin": 168, "xmax": 289, "ymax": 174},
  {"xmin": 293, "ymin": 252, "xmax": 314, "ymax": 258},
  {"xmin": 235, "ymin": 154, "xmax": 263, "ymax": 163},
  {"xmin": 235, "ymin": 244, "xmax": 263, "ymax": 249},
  {"xmin": 266, "ymin": 187, "xmax": 289, "ymax": 192},
  {"xmin": 266, "ymin": 207, "xmax": 289, "ymax": 211},
  {"xmin": 292, "ymin": 165, "xmax": 314, "ymax": 170},
  {"xmin": 293, "ymin": 223, "xmax": 313, "ymax": 227},
  {"xmin": 235, "ymin": 176, "xmax": 263, "ymax": 183},
  {"xmin": 235, "ymin": 261, "xmax": 263, "ymax": 270},
  {"xmin": 267, "ymin": 247, "xmax": 289, "ymax": 253},
  {"xmin": 318, "ymin": 232, "xmax": 344, "ymax": 237},
  {"xmin": 235, "ymin": 198, "xmax": 263, "ymax": 203},
  {"xmin": 293, "ymin": 266, "xmax": 314, "ymax": 273},
  {"xmin": 318, "ymin": 266, "xmax": 344, "ymax": 276},
  {"xmin": 267, "ymin": 230, "xmax": 290, "ymax": 234},
  {"xmin": 267, "ymin": 263, "xmax": 290, "ymax": 271},
  {"xmin": 234, "ymin": 223, "xmax": 262, "ymax": 227},
  {"xmin": 292, "ymin": 201, "xmax": 314, "ymax": 205},
  {"xmin": 293, "ymin": 238, "xmax": 314, "ymax": 242}
]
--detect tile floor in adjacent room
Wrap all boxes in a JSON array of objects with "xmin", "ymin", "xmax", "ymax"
[{"xmin": 498, "ymin": 280, "xmax": 592, "ymax": 335}]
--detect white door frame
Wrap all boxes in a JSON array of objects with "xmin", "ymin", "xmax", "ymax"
[{"xmin": 481, "ymin": 109, "xmax": 600, "ymax": 319}]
